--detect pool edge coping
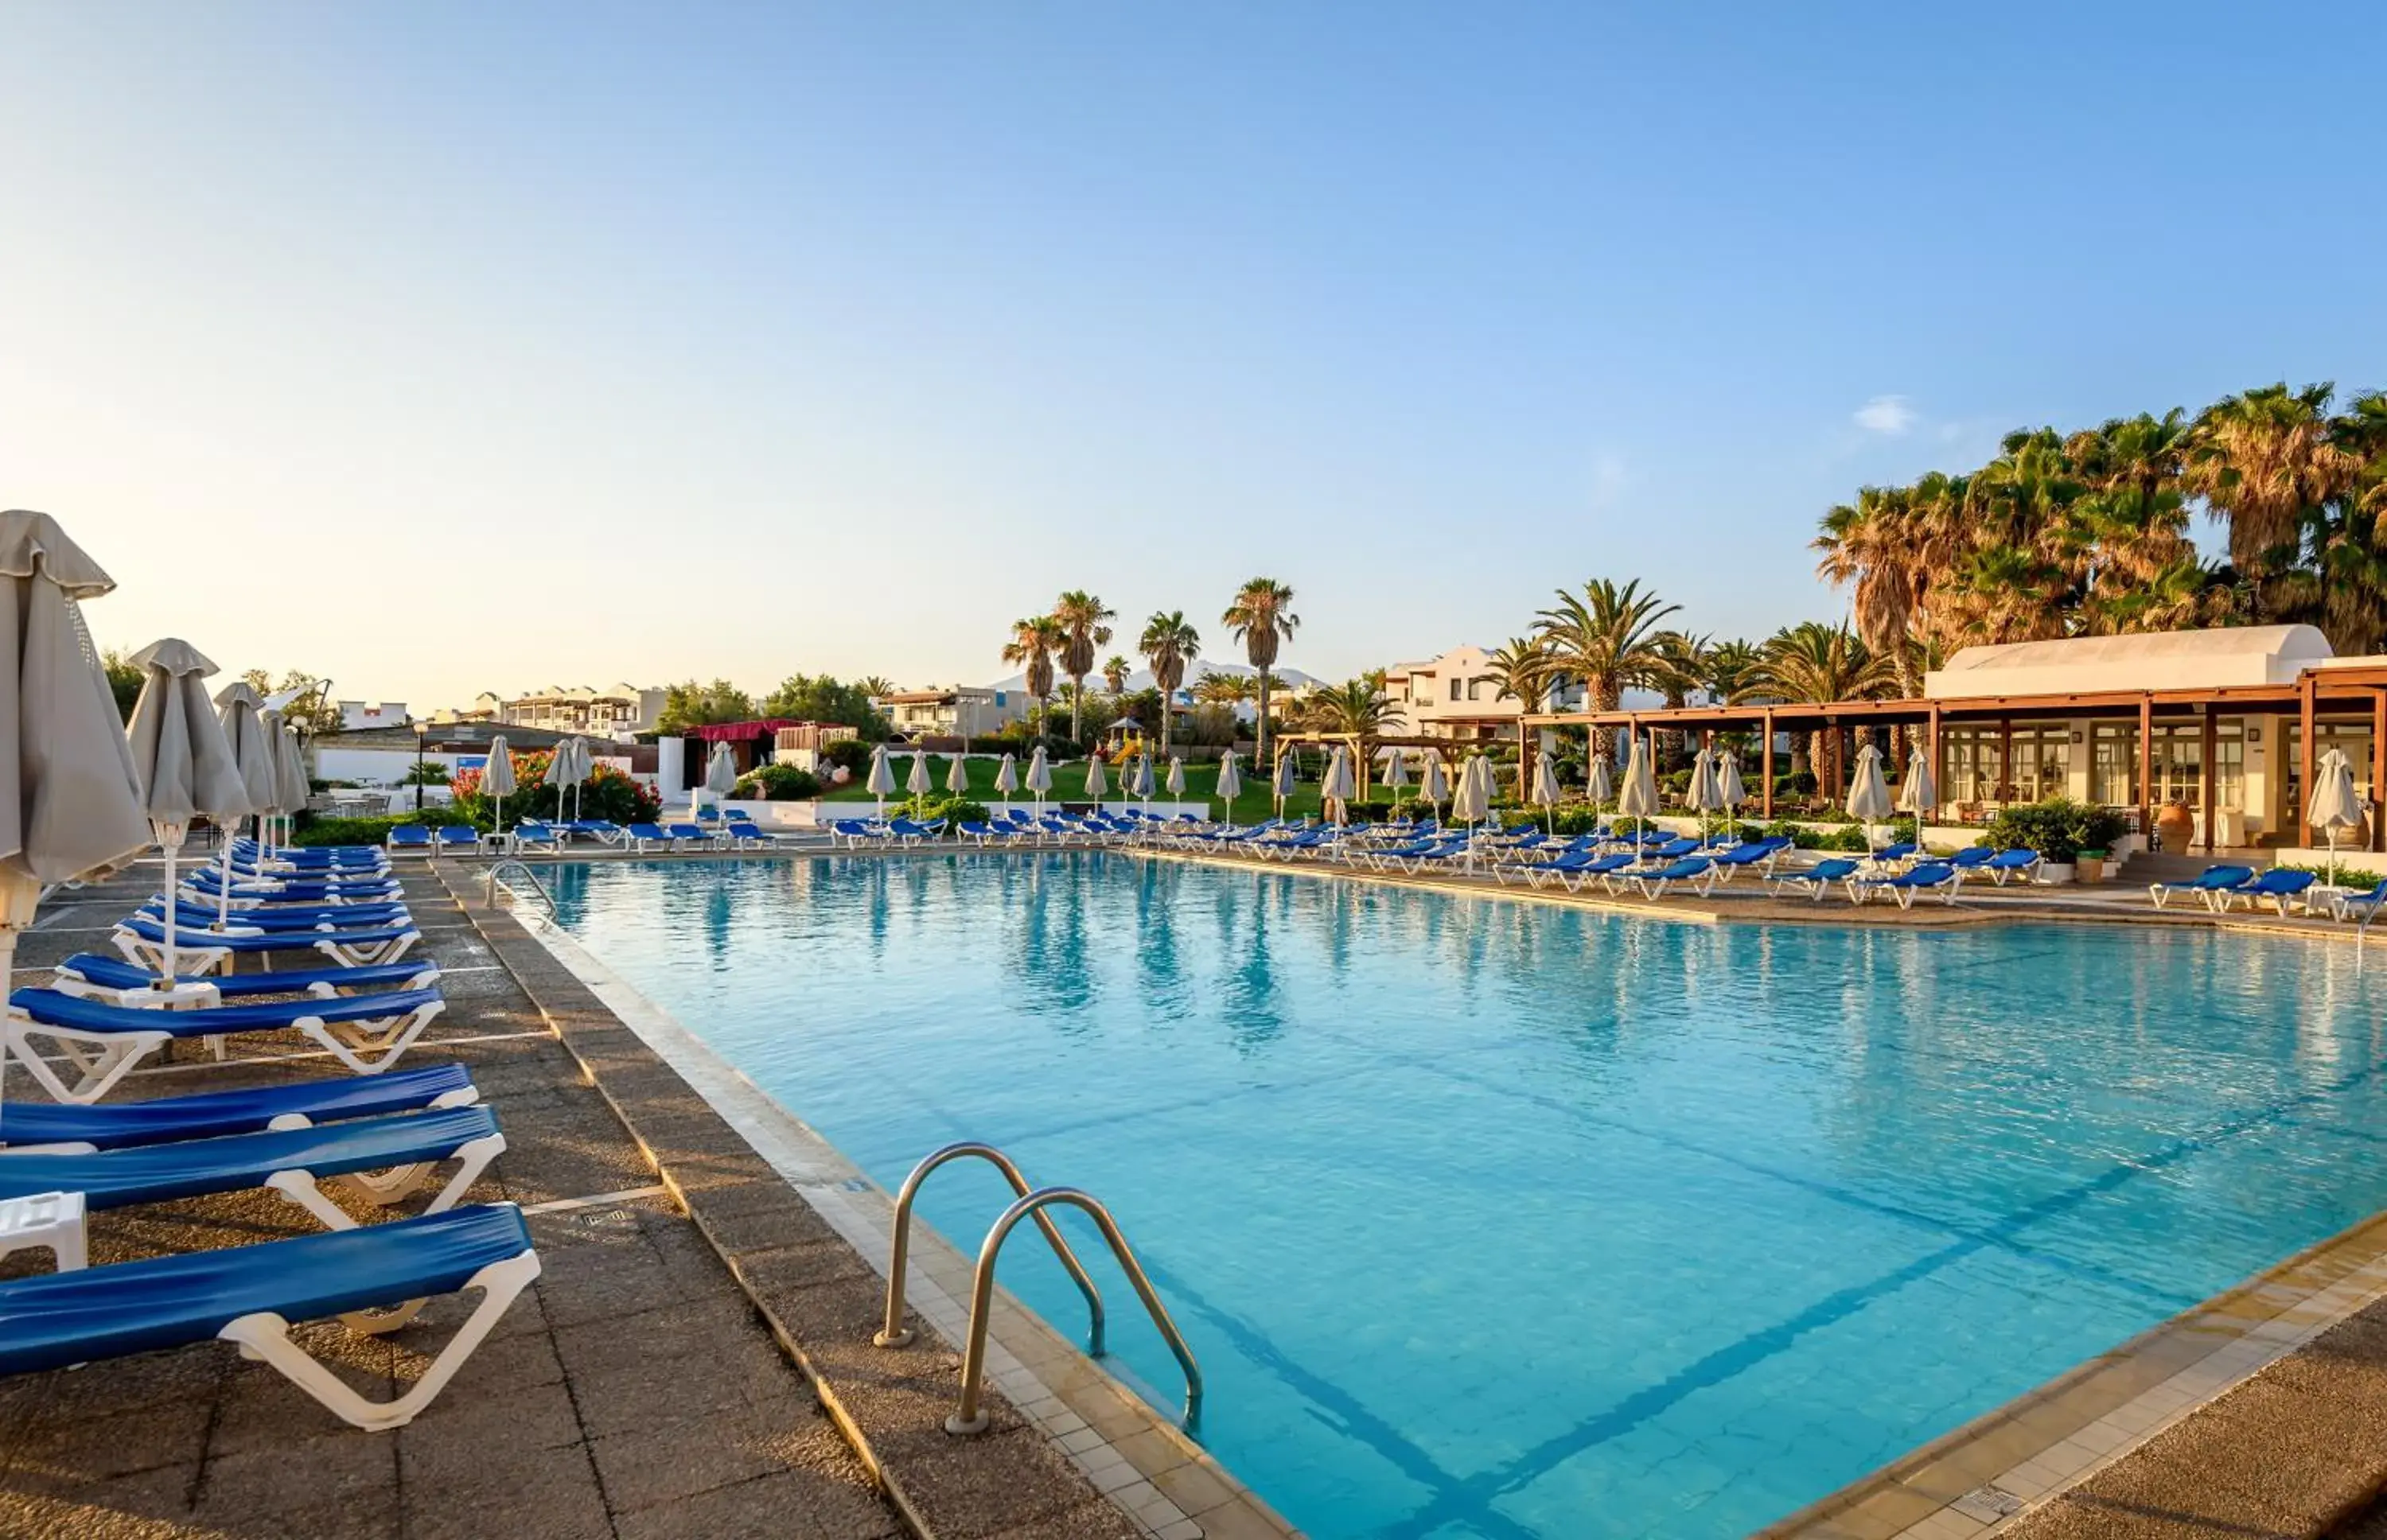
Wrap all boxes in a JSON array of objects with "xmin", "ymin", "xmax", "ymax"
[{"xmin": 473, "ymin": 871, "xmax": 1304, "ymax": 1540}]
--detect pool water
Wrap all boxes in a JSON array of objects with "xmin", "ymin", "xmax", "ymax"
[{"xmin": 549, "ymin": 853, "xmax": 2387, "ymax": 1539}]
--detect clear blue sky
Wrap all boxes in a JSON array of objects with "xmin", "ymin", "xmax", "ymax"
[{"xmin": 6, "ymin": 3, "xmax": 2383, "ymax": 709}]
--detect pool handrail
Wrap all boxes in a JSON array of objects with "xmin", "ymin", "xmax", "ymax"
[
  {"xmin": 874, "ymin": 1141, "xmax": 1108, "ymax": 1355},
  {"xmin": 945, "ymin": 1186, "xmax": 1202, "ymax": 1437}
]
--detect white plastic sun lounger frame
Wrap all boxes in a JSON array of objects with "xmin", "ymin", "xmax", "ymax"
[{"xmin": 6, "ymin": 994, "xmax": 449, "ymax": 1105}]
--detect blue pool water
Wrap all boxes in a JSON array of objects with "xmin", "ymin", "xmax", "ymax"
[{"xmin": 550, "ymin": 853, "xmax": 2387, "ymax": 1538}]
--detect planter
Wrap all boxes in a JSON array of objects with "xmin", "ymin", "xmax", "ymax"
[
  {"xmin": 2075, "ymin": 851, "xmax": 2109, "ymax": 885},
  {"xmin": 2038, "ymin": 861, "xmax": 2077, "ymax": 885}
]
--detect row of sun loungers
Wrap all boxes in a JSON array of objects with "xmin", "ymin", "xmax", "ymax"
[{"xmin": 0, "ymin": 837, "xmax": 540, "ymax": 1431}]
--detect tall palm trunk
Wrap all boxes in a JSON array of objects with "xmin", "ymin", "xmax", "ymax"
[
  {"xmin": 1256, "ymin": 669, "xmax": 1272, "ymax": 768},
  {"xmin": 1069, "ymin": 675, "xmax": 1084, "ymax": 745}
]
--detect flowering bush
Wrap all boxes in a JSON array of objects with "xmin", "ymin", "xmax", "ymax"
[{"xmin": 452, "ymin": 751, "xmax": 660, "ymax": 830}]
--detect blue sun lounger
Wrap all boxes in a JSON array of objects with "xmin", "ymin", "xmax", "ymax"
[
  {"xmin": 1509, "ymin": 850, "xmax": 1602, "ymax": 889},
  {"xmin": 433, "ymin": 826, "xmax": 484, "ymax": 857},
  {"xmin": 0, "ymin": 1104, "xmax": 503, "ymax": 1235},
  {"xmin": 386, "ymin": 825, "xmax": 435, "ymax": 854},
  {"xmin": 142, "ymin": 897, "xmax": 413, "ymax": 931},
  {"xmin": 188, "ymin": 865, "xmax": 406, "ymax": 900},
  {"xmin": 1850, "ymin": 860, "xmax": 1962, "ymax": 908},
  {"xmin": 53, "ymin": 951, "xmax": 439, "ymax": 1003},
  {"xmin": 2221, "ymin": 868, "xmax": 2319, "ymax": 916},
  {"xmin": 115, "ymin": 914, "xmax": 422, "ymax": 974},
  {"xmin": 2, "ymin": 1063, "xmax": 478, "ymax": 1152},
  {"xmin": 626, "ymin": 822, "xmax": 670, "ymax": 850},
  {"xmin": 234, "ymin": 840, "xmax": 389, "ymax": 868},
  {"xmin": 8, "ymin": 984, "xmax": 446, "ymax": 1102},
  {"xmin": 1632, "ymin": 856, "xmax": 1719, "ymax": 900},
  {"xmin": 2148, "ymin": 864, "xmax": 2254, "ymax": 910},
  {"xmin": 1982, "ymin": 848, "xmax": 2043, "ymax": 885},
  {"xmin": 1708, "ymin": 836, "xmax": 1793, "ymax": 882},
  {"xmin": 663, "ymin": 822, "xmax": 713, "ymax": 848},
  {"xmin": 1768, "ymin": 858, "xmax": 1862, "ymax": 901},
  {"xmin": 509, "ymin": 822, "xmax": 561, "ymax": 852},
  {"xmin": 0, "ymin": 1204, "xmax": 540, "ymax": 1430}
]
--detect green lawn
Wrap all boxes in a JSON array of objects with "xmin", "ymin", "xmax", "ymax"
[{"xmin": 820, "ymin": 752, "xmax": 1341, "ymax": 822}]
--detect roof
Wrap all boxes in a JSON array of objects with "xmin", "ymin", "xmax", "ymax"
[
  {"xmin": 683, "ymin": 718, "xmax": 809, "ymax": 741},
  {"xmin": 1926, "ymin": 625, "xmax": 2337, "ymax": 698}
]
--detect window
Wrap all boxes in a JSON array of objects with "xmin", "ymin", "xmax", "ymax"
[
  {"xmin": 1448, "ymin": 679, "xmax": 1460, "ymax": 702},
  {"xmin": 2090, "ymin": 724, "xmax": 2136, "ymax": 807}
]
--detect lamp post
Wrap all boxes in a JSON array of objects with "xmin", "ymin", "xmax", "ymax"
[{"xmin": 413, "ymin": 719, "xmax": 429, "ymax": 811}]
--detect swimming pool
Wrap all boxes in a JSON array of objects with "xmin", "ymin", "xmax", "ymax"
[{"xmin": 548, "ymin": 852, "xmax": 2387, "ymax": 1538}]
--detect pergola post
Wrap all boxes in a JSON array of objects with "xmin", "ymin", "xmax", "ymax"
[
  {"xmin": 1999, "ymin": 718, "xmax": 2013, "ymax": 802},
  {"xmin": 2202, "ymin": 704, "xmax": 2218, "ymax": 854},
  {"xmin": 1927, "ymin": 705, "xmax": 1942, "ymax": 821},
  {"xmin": 2136, "ymin": 694, "xmax": 2153, "ymax": 844},
  {"xmin": 2300, "ymin": 673, "xmax": 2318, "ymax": 846},
  {"xmin": 2373, "ymin": 690, "xmax": 2386, "ymax": 853},
  {"xmin": 1761, "ymin": 710, "xmax": 1775, "ymax": 819}
]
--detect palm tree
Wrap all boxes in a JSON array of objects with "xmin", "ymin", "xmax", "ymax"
[
  {"xmin": 1532, "ymin": 578, "xmax": 1679, "ymax": 760},
  {"xmin": 1138, "ymin": 611, "xmax": 1201, "ymax": 756},
  {"xmin": 1704, "ymin": 640, "xmax": 1764, "ymax": 706},
  {"xmin": 1192, "ymin": 671, "xmax": 1252, "ymax": 708},
  {"xmin": 1314, "ymin": 679, "xmax": 1397, "ymax": 801},
  {"xmin": 1222, "ymin": 578, "xmax": 1300, "ymax": 770},
  {"xmin": 1101, "ymin": 655, "xmax": 1130, "ymax": 696},
  {"xmin": 1051, "ymin": 591, "xmax": 1116, "ymax": 745},
  {"xmin": 1001, "ymin": 616, "xmax": 1065, "ymax": 744},
  {"xmin": 856, "ymin": 675, "xmax": 896, "ymax": 701},
  {"xmin": 1738, "ymin": 621, "xmax": 1898, "ymax": 800},
  {"xmin": 2191, "ymin": 383, "xmax": 2355, "ymax": 578},
  {"xmin": 1485, "ymin": 637, "xmax": 1555, "ymax": 795}
]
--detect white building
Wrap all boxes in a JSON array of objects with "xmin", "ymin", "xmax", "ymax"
[
  {"xmin": 1381, "ymin": 645, "xmax": 1582, "ymax": 741},
  {"xmin": 873, "ymin": 686, "xmax": 1028, "ymax": 740},
  {"xmin": 337, "ymin": 700, "xmax": 409, "ymax": 731},
  {"xmin": 432, "ymin": 684, "xmax": 666, "ymax": 739}
]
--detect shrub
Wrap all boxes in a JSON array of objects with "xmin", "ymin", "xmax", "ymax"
[
  {"xmin": 736, "ymin": 763, "xmax": 821, "ymax": 801},
  {"xmin": 896, "ymin": 795, "xmax": 987, "ymax": 825},
  {"xmin": 399, "ymin": 761, "xmax": 451, "ymax": 786},
  {"xmin": 453, "ymin": 754, "xmax": 660, "ymax": 831},
  {"xmin": 820, "ymin": 739, "xmax": 874, "ymax": 776},
  {"xmin": 1983, "ymin": 797, "xmax": 2124, "ymax": 864},
  {"xmin": 292, "ymin": 810, "xmax": 469, "ymax": 848}
]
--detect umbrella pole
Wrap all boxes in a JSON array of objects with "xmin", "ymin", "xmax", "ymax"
[
  {"xmin": 216, "ymin": 833, "xmax": 235, "ymax": 931},
  {"xmin": 0, "ymin": 874, "xmax": 38, "ymax": 1129},
  {"xmin": 159, "ymin": 836, "xmax": 180, "ymax": 982}
]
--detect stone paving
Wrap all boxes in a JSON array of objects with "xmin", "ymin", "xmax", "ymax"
[{"xmin": 0, "ymin": 858, "xmax": 909, "ymax": 1539}]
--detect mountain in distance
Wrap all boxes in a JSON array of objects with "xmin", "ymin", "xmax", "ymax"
[{"xmin": 982, "ymin": 658, "xmax": 1329, "ymax": 697}]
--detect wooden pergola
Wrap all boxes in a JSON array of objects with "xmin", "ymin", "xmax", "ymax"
[{"xmin": 1520, "ymin": 663, "xmax": 2387, "ymax": 853}]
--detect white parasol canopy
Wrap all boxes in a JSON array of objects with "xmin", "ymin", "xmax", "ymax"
[
  {"xmin": 1894, "ymin": 745, "xmax": 1937, "ymax": 822},
  {"xmin": 1166, "ymin": 755, "xmax": 1186, "ymax": 799},
  {"xmin": 1528, "ymin": 751, "xmax": 1560, "ymax": 824},
  {"xmin": 1716, "ymin": 751, "xmax": 1746, "ymax": 830},
  {"xmin": 1025, "ymin": 745, "xmax": 1052, "ymax": 810},
  {"xmin": 2307, "ymin": 745, "xmax": 2364, "ymax": 881},
  {"xmin": 212, "ymin": 681, "xmax": 279, "ymax": 927},
  {"xmin": 945, "ymin": 753, "xmax": 970, "ymax": 795},
  {"xmin": 866, "ymin": 743, "xmax": 895, "ymax": 816},
  {"xmin": 1215, "ymin": 751, "xmax": 1242, "ymax": 826},
  {"xmin": 1846, "ymin": 741, "xmax": 1894, "ymax": 849},
  {"xmin": 483, "ymin": 733, "xmax": 517, "ymax": 834},
  {"xmin": 1084, "ymin": 755, "xmax": 1109, "ymax": 800},
  {"xmin": 124, "ymin": 639, "xmax": 250, "ymax": 980},
  {"xmin": 994, "ymin": 752, "xmax": 1018, "ymax": 811},
  {"xmin": 1617, "ymin": 734, "xmax": 1659, "ymax": 834},
  {"xmin": 905, "ymin": 750, "xmax": 932, "ymax": 801}
]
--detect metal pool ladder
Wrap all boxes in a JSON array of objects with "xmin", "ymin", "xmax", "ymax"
[
  {"xmin": 482, "ymin": 859, "xmax": 555, "ymax": 915},
  {"xmin": 874, "ymin": 1141, "xmax": 1203, "ymax": 1436}
]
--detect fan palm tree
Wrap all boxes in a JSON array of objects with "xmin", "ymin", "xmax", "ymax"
[
  {"xmin": 1138, "ymin": 611, "xmax": 1201, "ymax": 756},
  {"xmin": 1314, "ymin": 679, "xmax": 1397, "ymax": 800},
  {"xmin": 1001, "ymin": 616, "xmax": 1065, "ymax": 744},
  {"xmin": 1222, "ymin": 578, "xmax": 1300, "ymax": 770},
  {"xmin": 1737, "ymin": 621, "xmax": 1898, "ymax": 800},
  {"xmin": 1051, "ymin": 591, "xmax": 1116, "ymax": 745},
  {"xmin": 1704, "ymin": 640, "xmax": 1764, "ymax": 706},
  {"xmin": 1102, "ymin": 655, "xmax": 1131, "ymax": 696},
  {"xmin": 856, "ymin": 675, "xmax": 896, "ymax": 701},
  {"xmin": 1192, "ymin": 671, "xmax": 1253, "ymax": 708},
  {"xmin": 1532, "ymin": 578, "xmax": 1678, "ymax": 760},
  {"xmin": 2191, "ymin": 383, "xmax": 2356, "ymax": 578}
]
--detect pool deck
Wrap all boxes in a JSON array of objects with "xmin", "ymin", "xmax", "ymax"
[
  {"xmin": 17, "ymin": 835, "xmax": 2387, "ymax": 1540},
  {"xmin": 0, "ymin": 856, "xmax": 1243, "ymax": 1540}
]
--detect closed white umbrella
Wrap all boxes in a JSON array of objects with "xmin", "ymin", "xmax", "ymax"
[
  {"xmin": 1215, "ymin": 751, "xmax": 1242, "ymax": 828},
  {"xmin": 944, "ymin": 752, "xmax": 970, "ymax": 796},
  {"xmin": 1025, "ymin": 745, "xmax": 1051, "ymax": 815},
  {"xmin": 1321, "ymin": 745, "xmax": 1357, "ymax": 825},
  {"xmin": 567, "ymin": 737, "xmax": 595, "ymax": 823},
  {"xmin": 1450, "ymin": 752, "xmax": 1491, "ymax": 826},
  {"xmin": 124, "ymin": 640, "xmax": 250, "ymax": 981},
  {"xmin": 1271, "ymin": 748, "xmax": 1298, "ymax": 818},
  {"xmin": 1617, "ymin": 733, "xmax": 1659, "ymax": 838},
  {"xmin": 2307, "ymin": 745, "xmax": 2364, "ymax": 885},
  {"xmin": 213, "ymin": 682, "xmax": 278, "ymax": 928},
  {"xmin": 1422, "ymin": 751, "xmax": 1451, "ymax": 819},
  {"xmin": 1894, "ymin": 745, "xmax": 1937, "ymax": 826},
  {"xmin": 1686, "ymin": 746, "xmax": 1724, "ymax": 842},
  {"xmin": 543, "ymin": 740, "xmax": 576, "ymax": 826},
  {"xmin": 1529, "ymin": 750, "xmax": 1560, "ymax": 830},
  {"xmin": 271, "ymin": 714, "xmax": 311, "ymax": 853},
  {"xmin": 1084, "ymin": 754, "xmax": 1109, "ymax": 803},
  {"xmin": 1382, "ymin": 747, "xmax": 1410, "ymax": 814},
  {"xmin": 905, "ymin": 749, "xmax": 933, "ymax": 806},
  {"xmin": 866, "ymin": 743, "xmax": 896, "ymax": 817},
  {"xmin": 1845, "ymin": 740, "xmax": 1894, "ymax": 850},
  {"xmin": 0, "ymin": 511, "xmax": 151, "ymax": 1072},
  {"xmin": 483, "ymin": 733, "xmax": 517, "ymax": 836},
  {"xmin": 1132, "ymin": 752, "xmax": 1156, "ymax": 817},
  {"xmin": 704, "ymin": 743, "xmax": 739, "ymax": 816},
  {"xmin": 993, "ymin": 752, "xmax": 1018, "ymax": 813},
  {"xmin": 1586, "ymin": 754, "xmax": 1614, "ymax": 813},
  {"xmin": 1166, "ymin": 755, "xmax": 1186, "ymax": 800},
  {"xmin": 1716, "ymin": 751, "xmax": 1746, "ymax": 837}
]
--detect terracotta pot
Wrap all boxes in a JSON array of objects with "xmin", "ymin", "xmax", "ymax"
[{"xmin": 2155, "ymin": 803, "xmax": 2196, "ymax": 854}]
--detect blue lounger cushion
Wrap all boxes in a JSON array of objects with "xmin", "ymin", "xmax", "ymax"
[
  {"xmin": 143, "ymin": 900, "xmax": 412, "ymax": 931},
  {"xmin": 0, "ymin": 1102, "xmax": 500, "ymax": 1212},
  {"xmin": 8, "ymin": 984, "xmax": 446, "ymax": 1101},
  {"xmin": 2, "ymin": 1063, "xmax": 477, "ymax": 1151},
  {"xmin": 56, "ymin": 952, "xmax": 438, "ymax": 998},
  {"xmin": 0, "ymin": 1204, "xmax": 539, "ymax": 1430},
  {"xmin": 118, "ymin": 915, "xmax": 419, "ymax": 952},
  {"xmin": 12, "ymin": 985, "xmax": 444, "ymax": 1043}
]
